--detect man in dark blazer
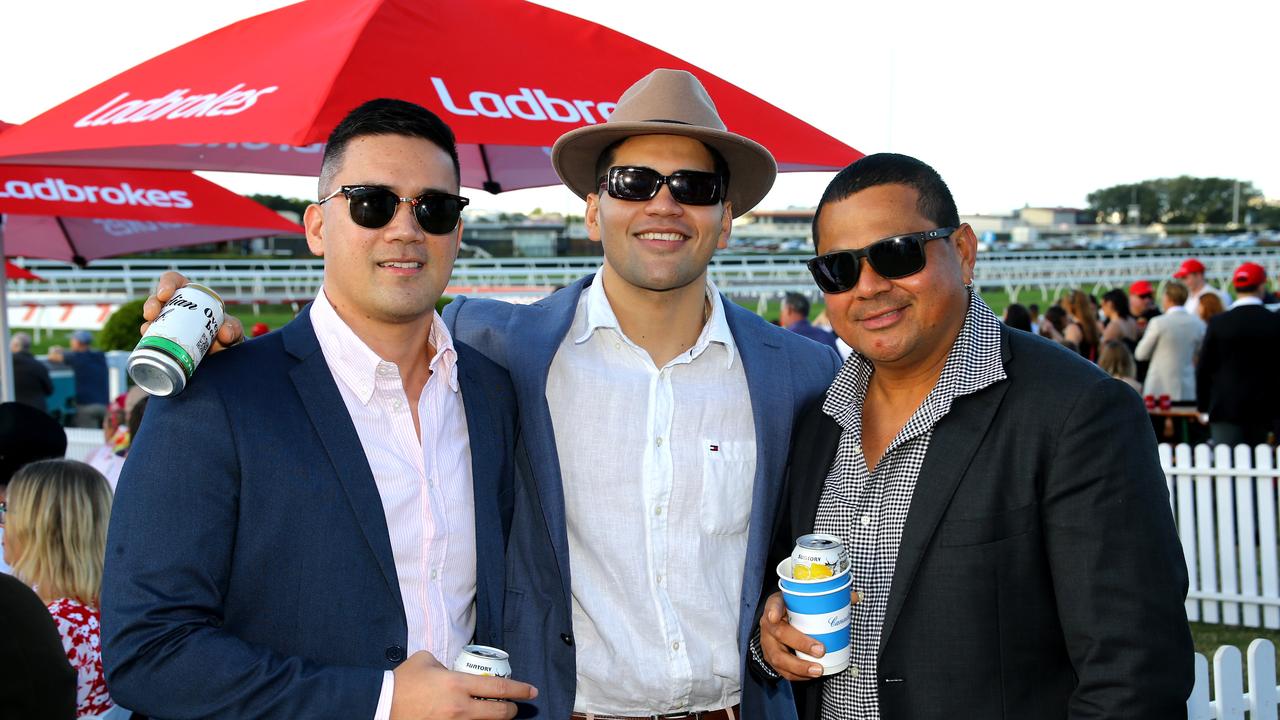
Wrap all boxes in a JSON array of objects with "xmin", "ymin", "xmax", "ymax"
[
  {"xmin": 103, "ymin": 100, "xmax": 534, "ymax": 719},
  {"xmin": 0, "ymin": 573, "xmax": 76, "ymax": 719},
  {"xmin": 445, "ymin": 70, "xmax": 840, "ymax": 720},
  {"xmin": 757, "ymin": 154, "xmax": 1193, "ymax": 718},
  {"xmin": 1196, "ymin": 262, "xmax": 1280, "ymax": 446}
]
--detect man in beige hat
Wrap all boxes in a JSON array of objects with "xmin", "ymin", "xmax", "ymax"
[{"xmin": 141, "ymin": 69, "xmax": 842, "ymax": 719}]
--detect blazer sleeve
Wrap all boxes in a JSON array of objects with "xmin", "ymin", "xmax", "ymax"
[
  {"xmin": 101, "ymin": 381, "xmax": 384, "ymax": 720},
  {"xmin": 1041, "ymin": 375, "xmax": 1193, "ymax": 718}
]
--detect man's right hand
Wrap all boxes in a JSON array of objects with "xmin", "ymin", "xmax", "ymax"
[
  {"xmin": 390, "ymin": 651, "xmax": 537, "ymax": 720},
  {"xmin": 759, "ymin": 591, "xmax": 829, "ymax": 682},
  {"xmin": 142, "ymin": 271, "xmax": 244, "ymax": 352}
]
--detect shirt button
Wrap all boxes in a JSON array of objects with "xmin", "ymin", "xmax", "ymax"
[
  {"xmin": 392, "ymin": 400, "xmax": 403, "ymax": 410},
  {"xmin": 852, "ymin": 665, "xmax": 860, "ymax": 677},
  {"xmin": 656, "ymin": 437, "xmax": 664, "ymax": 447},
  {"xmin": 377, "ymin": 365, "xmax": 392, "ymax": 377},
  {"xmin": 672, "ymin": 641, "xmax": 680, "ymax": 651},
  {"xmin": 614, "ymin": 342, "xmax": 621, "ymax": 350},
  {"xmin": 861, "ymin": 514, "xmax": 872, "ymax": 526},
  {"xmin": 654, "ymin": 506, "xmax": 663, "ymax": 516},
  {"xmin": 853, "ymin": 443, "xmax": 863, "ymax": 454},
  {"xmin": 656, "ymin": 573, "xmax": 664, "ymax": 584},
  {"xmin": 430, "ymin": 569, "xmax": 438, "ymax": 580}
]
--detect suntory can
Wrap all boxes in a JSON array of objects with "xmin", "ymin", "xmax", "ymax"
[
  {"xmin": 791, "ymin": 533, "xmax": 847, "ymax": 580},
  {"xmin": 128, "ymin": 283, "xmax": 225, "ymax": 397},
  {"xmin": 452, "ymin": 645, "xmax": 512, "ymax": 678}
]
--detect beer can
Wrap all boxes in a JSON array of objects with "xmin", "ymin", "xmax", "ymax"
[
  {"xmin": 128, "ymin": 283, "xmax": 225, "ymax": 397},
  {"xmin": 452, "ymin": 645, "xmax": 512, "ymax": 678},
  {"xmin": 791, "ymin": 533, "xmax": 846, "ymax": 580}
]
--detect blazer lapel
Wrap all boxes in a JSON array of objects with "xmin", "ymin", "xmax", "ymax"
[
  {"xmin": 792, "ymin": 410, "xmax": 843, "ymax": 535},
  {"xmin": 877, "ymin": 336, "xmax": 1012, "ymax": 655},
  {"xmin": 454, "ymin": 343, "xmax": 503, "ymax": 644},
  {"xmin": 507, "ymin": 277, "xmax": 588, "ymax": 610},
  {"xmin": 283, "ymin": 306, "xmax": 404, "ymax": 612}
]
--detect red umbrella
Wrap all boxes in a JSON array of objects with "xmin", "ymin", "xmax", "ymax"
[
  {"xmin": 0, "ymin": 163, "xmax": 301, "ymax": 263},
  {"xmin": 4, "ymin": 261, "xmax": 40, "ymax": 281},
  {"xmin": 0, "ymin": 0, "xmax": 860, "ymax": 192}
]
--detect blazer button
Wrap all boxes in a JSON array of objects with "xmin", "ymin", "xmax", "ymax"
[
  {"xmin": 561, "ymin": 633, "xmax": 574, "ymax": 646},
  {"xmin": 386, "ymin": 645, "xmax": 406, "ymax": 663}
]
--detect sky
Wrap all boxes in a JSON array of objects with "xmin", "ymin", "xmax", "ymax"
[{"xmin": 2, "ymin": 0, "xmax": 1277, "ymax": 217}]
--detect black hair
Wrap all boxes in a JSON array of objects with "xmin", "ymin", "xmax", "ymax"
[
  {"xmin": 811, "ymin": 153, "xmax": 960, "ymax": 252},
  {"xmin": 1043, "ymin": 305, "xmax": 1069, "ymax": 332},
  {"xmin": 319, "ymin": 99, "xmax": 460, "ymax": 195},
  {"xmin": 783, "ymin": 292, "xmax": 810, "ymax": 318},
  {"xmin": 594, "ymin": 137, "xmax": 730, "ymax": 198},
  {"xmin": 1003, "ymin": 303, "xmax": 1032, "ymax": 332},
  {"xmin": 1101, "ymin": 289, "xmax": 1133, "ymax": 319}
]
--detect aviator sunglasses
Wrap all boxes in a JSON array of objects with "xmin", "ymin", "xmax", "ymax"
[
  {"xmin": 319, "ymin": 185, "xmax": 469, "ymax": 235},
  {"xmin": 807, "ymin": 226, "xmax": 958, "ymax": 293},
  {"xmin": 599, "ymin": 166, "xmax": 724, "ymax": 206}
]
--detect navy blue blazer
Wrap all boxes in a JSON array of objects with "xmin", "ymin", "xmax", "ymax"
[
  {"xmin": 445, "ymin": 275, "xmax": 841, "ymax": 719},
  {"xmin": 102, "ymin": 305, "xmax": 517, "ymax": 720}
]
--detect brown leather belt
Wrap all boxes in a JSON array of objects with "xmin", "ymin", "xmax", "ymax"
[{"xmin": 571, "ymin": 705, "xmax": 739, "ymax": 720}]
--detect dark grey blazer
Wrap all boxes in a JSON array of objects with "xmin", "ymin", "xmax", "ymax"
[{"xmin": 767, "ymin": 326, "xmax": 1193, "ymax": 719}]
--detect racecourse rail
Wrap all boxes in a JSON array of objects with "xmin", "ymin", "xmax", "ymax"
[{"xmin": 7, "ymin": 245, "xmax": 1280, "ymax": 306}]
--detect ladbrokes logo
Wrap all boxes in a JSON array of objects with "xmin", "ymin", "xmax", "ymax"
[
  {"xmin": 74, "ymin": 83, "xmax": 278, "ymax": 127},
  {"xmin": 0, "ymin": 178, "xmax": 193, "ymax": 209},
  {"xmin": 431, "ymin": 77, "xmax": 616, "ymax": 124}
]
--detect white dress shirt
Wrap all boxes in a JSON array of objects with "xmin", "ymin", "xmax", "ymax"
[
  {"xmin": 1230, "ymin": 295, "xmax": 1263, "ymax": 309},
  {"xmin": 1186, "ymin": 285, "xmax": 1228, "ymax": 319},
  {"xmin": 547, "ymin": 273, "xmax": 756, "ymax": 714},
  {"xmin": 310, "ymin": 288, "xmax": 476, "ymax": 720}
]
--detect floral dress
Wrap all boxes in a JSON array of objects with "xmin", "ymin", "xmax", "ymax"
[{"xmin": 47, "ymin": 597, "xmax": 113, "ymax": 718}]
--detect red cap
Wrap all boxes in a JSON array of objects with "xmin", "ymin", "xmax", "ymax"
[
  {"xmin": 250, "ymin": 322, "xmax": 270, "ymax": 337},
  {"xmin": 1129, "ymin": 280, "xmax": 1155, "ymax": 296},
  {"xmin": 1173, "ymin": 258, "xmax": 1205, "ymax": 278},
  {"xmin": 1233, "ymin": 262, "xmax": 1266, "ymax": 289}
]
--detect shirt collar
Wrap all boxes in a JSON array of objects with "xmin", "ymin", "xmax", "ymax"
[
  {"xmin": 1231, "ymin": 295, "xmax": 1263, "ymax": 308},
  {"xmin": 1166, "ymin": 305, "xmax": 1188, "ymax": 314},
  {"xmin": 823, "ymin": 290, "xmax": 1007, "ymax": 430},
  {"xmin": 574, "ymin": 269, "xmax": 738, "ymax": 369},
  {"xmin": 310, "ymin": 287, "xmax": 459, "ymax": 405}
]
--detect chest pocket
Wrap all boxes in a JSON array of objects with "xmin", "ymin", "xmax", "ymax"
[{"xmin": 700, "ymin": 439, "xmax": 757, "ymax": 535}]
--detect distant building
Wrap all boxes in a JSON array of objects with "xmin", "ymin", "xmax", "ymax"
[
  {"xmin": 1017, "ymin": 207, "xmax": 1095, "ymax": 228},
  {"xmin": 732, "ymin": 209, "xmax": 815, "ymax": 253}
]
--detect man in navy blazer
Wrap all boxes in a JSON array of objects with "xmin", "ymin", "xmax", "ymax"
[
  {"xmin": 445, "ymin": 70, "xmax": 841, "ymax": 720},
  {"xmin": 103, "ymin": 100, "xmax": 535, "ymax": 719}
]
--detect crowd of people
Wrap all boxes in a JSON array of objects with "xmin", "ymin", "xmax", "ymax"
[
  {"xmin": 10, "ymin": 330, "xmax": 110, "ymax": 428},
  {"xmin": 1000, "ymin": 258, "xmax": 1280, "ymax": 446}
]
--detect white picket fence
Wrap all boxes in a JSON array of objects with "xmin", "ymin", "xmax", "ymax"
[
  {"xmin": 1190, "ymin": 639, "xmax": 1280, "ymax": 719},
  {"xmin": 1161, "ymin": 443, "xmax": 1280, "ymax": 629}
]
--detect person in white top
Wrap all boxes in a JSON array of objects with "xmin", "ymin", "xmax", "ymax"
[
  {"xmin": 1173, "ymin": 257, "xmax": 1228, "ymax": 319},
  {"xmin": 108, "ymin": 100, "xmax": 535, "ymax": 720}
]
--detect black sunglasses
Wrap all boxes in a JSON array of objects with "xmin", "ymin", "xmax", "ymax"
[
  {"xmin": 807, "ymin": 227, "xmax": 958, "ymax": 294},
  {"xmin": 598, "ymin": 166, "xmax": 723, "ymax": 206},
  {"xmin": 319, "ymin": 185, "xmax": 469, "ymax": 235}
]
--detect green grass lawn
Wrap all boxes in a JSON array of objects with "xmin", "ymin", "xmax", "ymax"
[{"xmin": 1190, "ymin": 621, "xmax": 1280, "ymax": 658}]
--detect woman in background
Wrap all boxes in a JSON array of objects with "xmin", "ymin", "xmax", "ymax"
[
  {"xmin": 1063, "ymin": 290, "xmax": 1102, "ymax": 361},
  {"xmin": 3, "ymin": 459, "xmax": 114, "ymax": 718},
  {"xmin": 1098, "ymin": 340, "xmax": 1143, "ymax": 395},
  {"xmin": 1198, "ymin": 292, "xmax": 1226, "ymax": 324}
]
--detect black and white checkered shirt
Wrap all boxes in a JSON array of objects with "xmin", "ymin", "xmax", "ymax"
[{"xmin": 814, "ymin": 292, "xmax": 1006, "ymax": 720}]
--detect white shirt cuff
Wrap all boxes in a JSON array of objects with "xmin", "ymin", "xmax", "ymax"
[{"xmin": 373, "ymin": 670, "xmax": 395, "ymax": 720}]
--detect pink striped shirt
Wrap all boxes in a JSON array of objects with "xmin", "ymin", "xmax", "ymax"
[{"xmin": 310, "ymin": 288, "xmax": 476, "ymax": 716}]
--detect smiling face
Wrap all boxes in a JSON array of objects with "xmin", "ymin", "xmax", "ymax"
[
  {"xmin": 585, "ymin": 134, "xmax": 732, "ymax": 296},
  {"xmin": 818, "ymin": 183, "xmax": 976, "ymax": 369},
  {"xmin": 304, "ymin": 133, "xmax": 461, "ymax": 329}
]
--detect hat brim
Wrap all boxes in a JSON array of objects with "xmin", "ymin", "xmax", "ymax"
[{"xmin": 551, "ymin": 121, "xmax": 777, "ymax": 218}]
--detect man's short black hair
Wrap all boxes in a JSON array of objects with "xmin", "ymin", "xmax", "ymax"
[
  {"xmin": 319, "ymin": 99, "xmax": 461, "ymax": 196},
  {"xmin": 783, "ymin": 292, "xmax": 810, "ymax": 318},
  {"xmin": 593, "ymin": 137, "xmax": 730, "ymax": 197},
  {"xmin": 811, "ymin": 153, "xmax": 960, "ymax": 252}
]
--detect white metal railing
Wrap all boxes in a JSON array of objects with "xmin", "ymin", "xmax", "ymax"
[
  {"xmin": 1162, "ymin": 443, "xmax": 1280, "ymax": 628},
  {"xmin": 1189, "ymin": 640, "xmax": 1279, "ymax": 719}
]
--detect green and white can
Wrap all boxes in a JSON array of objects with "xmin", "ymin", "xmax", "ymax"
[{"xmin": 128, "ymin": 283, "xmax": 225, "ymax": 397}]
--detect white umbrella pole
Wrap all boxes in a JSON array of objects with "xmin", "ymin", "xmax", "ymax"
[{"xmin": 0, "ymin": 216, "xmax": 13, "ymax": 402}]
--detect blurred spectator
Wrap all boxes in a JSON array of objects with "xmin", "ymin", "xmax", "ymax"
[
  {"xmin": 1098, "ymin": 340, "xmax": 1143, "ymax": 395},
  {"xmin": 778, "ymin": 292, "xmax": 837, "ymax": 350},
  {"xmin": 1173, "ymin": 258, "xmax": 1228, "ymax": 319},
  {"xmin": 1134, "ymin": 280, "xmax": 1203, "ymax": 402},
  {"xmin": 1039, "ymin": 305, "xmax": 1069, "ymax": 343},
  {"xmin": 1196, "ymin": 262, "xmax": 1280, "ymax": 446},
  {"xmin": 1027, "ymin": 303, "xmax": 1041, "ymax": 335},
  {"xmin": 0, "ymin": 402, "xmax": 68, "ymax": 575},
  {"xmin": 1197, "ymin": 292, "xmax": 1225, "ymax": 324},
  {"xmin": 1063, "ymin": 290, "xmax": 1101, "ymax": 361},
  {"xmin": 1100, "ymin": 289, "xmax": 1138, "ymax": 351},
  {"xmin": 1003, "ymin": 303, "xmax": 1032, "ymax": 332},
  {"xmin": 1128, "ymin": 280, "xmax": 1160, "ymax": 334},
  {"xmin": 10, "ymin": 332, "xmax": 53, "ymax": 412},
  {"xmin": 0, "ymin": 573, "xmax": 76, "ymax": 719},
  {"xmin": 87, "ymin": 394, "xmax": 148, "ymax": 491},
  {"xmin": 65, "ymin": 331, "xmax": 109, "ymax": 429},
  {"xmin": 3, "ymin": 459, "xmax": 114, "ymax": 718},
  {"xmin": 45, "ymin": 346, "xmax": 70, "ymax": 371},
  {"xmin": 250, "ymin": 322, "xmax": 271, "ymax": 337}
]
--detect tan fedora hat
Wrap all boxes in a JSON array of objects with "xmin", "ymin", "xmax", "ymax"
[{"xmin": 551, "ymin": 69, "xmax": 776, "ymax": 218}]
